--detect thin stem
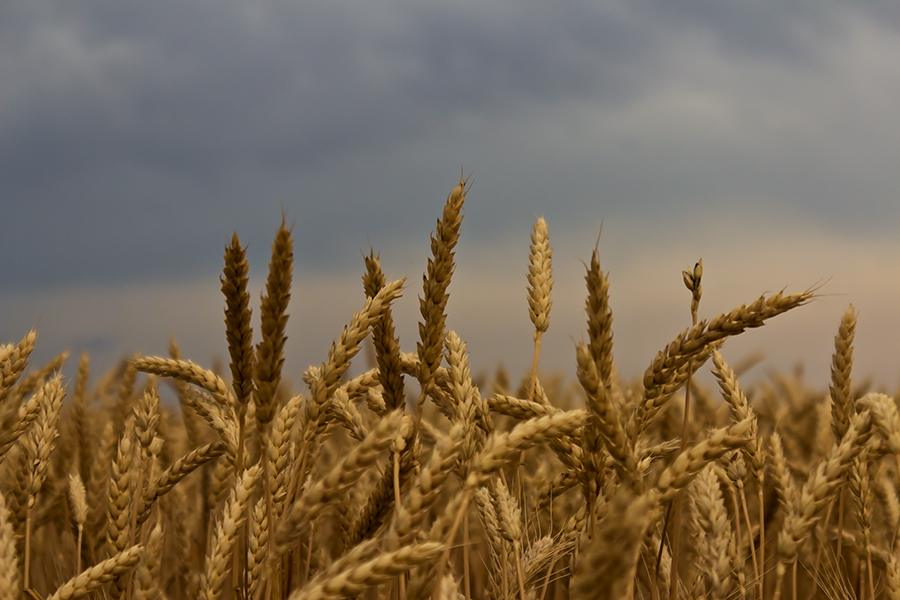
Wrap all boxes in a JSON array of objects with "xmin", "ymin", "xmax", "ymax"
[
  {"xmin": 669, "ymin": 278, "xmax": 700, "ymax": 600},
  {"xmin": 808, "ymin": 498, "xmax": 837, "ymax": 600},
  {"xmin": 738, "ymin": 485, "xmax": 760, "ymax": 596},
  {"xmin": 434, "ymin": 489, "xmax": 473, "ymax": 596},
  {"xmin": 836, "ymin": 485, "xmax": 846, "ymax": 573},
  {"xmin": 773, "ymin": 563, "xmax": 786, "ymax": 600},
  {"xmin": 759, "ymin": 475, "xmax": 766, "ymax": 599},
  {"xmin": 75, "ymin": 525, "xmax": 83, "ymax": 575},
  {"xmin": 24, "ymin": 503, "xmax": 33, "ymax": 590},
  {"xmin": 463, "ymin": 512, "xmax": 471, "ymax": 600},
  {"xmin": 528, "ymin": 332, "xmax": 542, "ymax": 403},
  {"xmin": 792, "ymin": 560, "xmax": 798, "ymax": 600},
  {"xmin": 538, "ymin": 557, "xmax": 557, "ymax": 600},
  {"xmin": 867, "ymin": 550, "xmax": 875, "ymax": 600},
  {"xmin": 654, "ymin": 502, "xmax": 673, "ymax": 599},
  {"xmin": 515, "ymin": 541, "xmax": 527, "ymax": 600},
  {"xmin": 233, "ymin": 413, "xmax": 247, "ymax": 596},
  {"xmin": 126, "ymin": 459, "xmax": 148, "ymax": 600},
  {"xmin": 502, "ymin": 539, "xmax": 509, "ymax": 600},
  {"xmin": 262, "ymin": 431, "xmax": 279, "ymax": 600},
  {"xmin": 394, "ymin": 450, "xmax": 407, "ymax": 600},
  {"xmin": 668, "ymin": 362, "xmax": 693, "ymax": 600}
]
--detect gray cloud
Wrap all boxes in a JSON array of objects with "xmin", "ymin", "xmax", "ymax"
[{"xmin": 2, "ymin": 1, "xmax": 900, "ymax": 305}]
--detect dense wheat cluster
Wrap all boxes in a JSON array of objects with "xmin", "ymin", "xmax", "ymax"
[{"xmin": 4, "ymin": 176, "xmax": 900, "ymax": 600}]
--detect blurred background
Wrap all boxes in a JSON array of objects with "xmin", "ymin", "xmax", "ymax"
[{"xmin": 3, "ymin": 1, "xmax": 900, "ymax": 395}]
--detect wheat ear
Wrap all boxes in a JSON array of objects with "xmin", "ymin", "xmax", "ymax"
[
  {"xmin": 71, "ymin": 352, "xmax": 92, "ymax": 488},
  {"xmin": 577, "ymin": 341, "xmax": 639, "ymax": 502},
  {"xmin": 416, "ymin": 174, "xmax": 469, "ymax": 432},
  {"xmin": 276, "ymin": 410, "xmax": 410, "ymax": 555},
  {"xmin": 133, "ymin": 522, "xmax": 163, "ymax": 600},
  {"xmin": 292, "ymin": 542, "xmax": 443, "ymax": 600},
  {"xmin": 133, "ymin": 357, "xmax": 234, "ymax": 409},
  {"xmin": 434, "ymin": 410, "xmax": 586, "ymax": 592},
  {"xmin": 773, "ymin": 409, "xmax": 873, "ymax": 600},
  {"xmin": 0, "ymin": 491, "xmax": 19, "ymax": 600},
  {"xmin": 363, "ymin": 248, "xmax": 406, "ymax": 411},
  {"xmin": 221, "ymin": 230, "xmax": 256, "ymax": 596},
  {"xmin": 47, "ymin": 545, "xmax": 143, "ymax": 600},
  {"xmin": 689, "ymin": 464, "xmax": 733, "ymax": 600},
  {"xmin": 584, "ymin": 236, "xmax": 614, "ymax": 387},
  {"xmin": 68, "ymin": 473, "xmax": 88, "ymax": 576},
  {"xmin": 138, "ymin": 440, "xmax": 226, "ymax": 525},
  {"xmin": 256, "ymin": 217, "xmax": 294, "ymax": 598},
  {"xmin": 636, "ymin": 287, "xmax": 814, "ymax": 439},
  {"xmin": 669, "ymin": 259, "xmax": 702, "ymax": 600},
  {"xmin": 654, "ymin": 418, "xmax": 754, "ymax": 503},
  {"xmin": 830, "ymin": 305, "xmax": 857, "ymax": 568},
  {"xmin": 711, "ymin": 348, "xmax": 764, "ymax": 594},
  {"xmin": 571, "ymin": 487, "xmax": 657, "ymax": 600},
  {"xmin": 0, "ymin": 330, "xmax": 36, "ymax": 406},
  {"xmin": 526, "ymin": 216, "xmax": 553, "ymax": 402},
  {"xmin": 22, "ymin": 373, "xmax": 65, "ymax": 589},
  {"xmin": 199, "ymin": 464, "xmax": 260, "ymax": 600}
]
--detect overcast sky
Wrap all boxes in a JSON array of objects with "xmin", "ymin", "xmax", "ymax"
[{"xmin": 3, "ymin": 1, "xmax": 900, "ymax": 396}]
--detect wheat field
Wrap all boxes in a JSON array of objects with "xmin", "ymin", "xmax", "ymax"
[{"xmin": 3, "ymin": 175, "xmax": 900, "ymax": 600}]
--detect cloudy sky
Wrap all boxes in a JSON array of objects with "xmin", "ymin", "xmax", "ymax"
[{"xmin": 3, "ymin": 1, "xmax": 900, "ymax": 396}]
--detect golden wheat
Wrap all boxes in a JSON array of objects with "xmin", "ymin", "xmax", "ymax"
[{"xmin": 5, "ymin": 177, "xmax": 900, "ymax": 600}]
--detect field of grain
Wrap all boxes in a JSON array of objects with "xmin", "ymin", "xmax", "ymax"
[{"xmin": 3, "ymin": 175, "xmax": 899, "ymax": 600}]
